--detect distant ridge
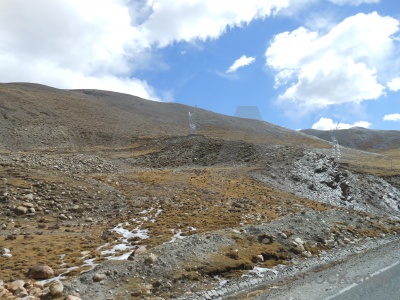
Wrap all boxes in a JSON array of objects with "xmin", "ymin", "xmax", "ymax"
[{"xmin": 301, "ymin": 127, "xmax": 400, "ymax": 151}]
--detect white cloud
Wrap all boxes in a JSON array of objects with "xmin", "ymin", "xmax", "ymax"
[
  {"xmin": 0, "ymin": 0, "xmax": 301, "ymax": 99},
  {"xmin": 312, "ymin": 117, "xmax": 371, "ymax": 130},
  {"xmin": 266, "ymin": 12, "xmax": 399, "ymax": 112},
  {"xmin": 387, "ymin": 77, "xmax": 400, "ymax": 92},
  {"xmin": 383, "ymin": 114, "xmax": 400, "ymax": 122},
  {"xmin": 226, "ymin": 55, "xmax": 256, "ymax": 73},
  {"xmin": 328, "ymin": 0, "xmax": 380, "ymax": 6},
  {"xmin": 135, "ymin": 0, "xmax": 290, "ymax": 47},
  {"xmin": 0, "ymin": 0, "xmax": 159, "ymax": 99}
]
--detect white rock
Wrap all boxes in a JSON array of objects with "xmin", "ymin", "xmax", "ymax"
[
  {"xmin": 0, "ymin": 247, "xmax": 10, "ymax": 254},
  {"xmin": 294, "ymin": 237, "xmax": 304, "ymax": 245},
  {"xmin": 50, "ymin": 281, "xmax": 64, "ymax": 296}
]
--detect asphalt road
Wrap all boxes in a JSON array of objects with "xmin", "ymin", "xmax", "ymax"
[
  {"xmin": 253, "ymin": 239, "xmax": 400, "ymax": 300},
  {"xmin": 326, "ymin": 262, "xmax": 400, "ymax": 300}
]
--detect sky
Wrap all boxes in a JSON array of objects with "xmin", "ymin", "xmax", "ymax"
[{"xmin": 1, "ymin": 0, "xmax": 400, "ymax": 131}]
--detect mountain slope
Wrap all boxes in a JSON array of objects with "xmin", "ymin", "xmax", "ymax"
[
  {"xmin": 0, "ymin": 82, "xmax": 328, "ymax": 151},
  {"xmin": 301, "ymin": 127, "xmax": 400, "ymax": 152}
]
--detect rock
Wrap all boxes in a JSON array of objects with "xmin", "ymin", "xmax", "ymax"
[
  {"xmin": 302, "ymin": 251, "xmax": 312, "ymax": 258},
  {"xmin": 14, "ymin": 286, "xmax": 28, "ymax": 297},
  {"xmin": 130, "ymin": 288, "xmax": 143, "ymax": 297},
  {"xmin": 80, "ymin": 250, "xmax": 90, "ymax": 256},
  {"xmin": 8, "ymin": 280, "xmax": 25, "ymax": 292},
  {"xmin": 258, "ymin": 232, "xmax": 275, "ymax": 244},
  {"xmin": 50, "ymin": 281, "xmax": 64, "ymax": 296},
  {"xmin": 227, "ymin": 249, "xmax": 239, "ymax": 259},
  {"xmin": 16, "ymin": 206, "xmax": 28, "ymax": 214},
  {"xmin": 2, "ymin": 253, "xmax": 12, "ymax": 258},
  {"xmin": 22, "ymin": 202, "xmax": 34, "ymax": 208},
  {"xmin": 128, "ymin": 245, "xmax": 147, "ymax": 260},
  {"xmin": 0, "ymin": 247, "xmax": 10, "ymax": 254},
  {"xmin": 294, "ymin": 237, "xmax": 304, "ymax": 245},
  {"xmin": 93, "ymin": 273, "xmax": 107, "ymax": 282},
  {"xmin": 64, "ymin": 296, "xmax": 81, "ymax": 300},
  {"xmin": 27, "ymin": 265, "xmax": 54, "ymax": 279},
  {"xmin": 144, "ymin": 253, "xmax": 158, "ymax": 265},
  {"xmin": 279, "ymin": 232, "xmax": 288, "ymax": 239},
  {"xmin": 22, "ymin": 193, "xmax": 34, "ymax": 200},
  {"xmin": 256, "ymin": 254, "xmax": 264, "ymax": 262},
  {"xmin": 85, "ymin": 217, "xmax": 93, "ymax": 222},
  {"xmin": 28, "ymin": 207, "xmax": 36, "ymax": 213},
  {"xmin": 33, "ymin": 281, "xmax": 44, "ymax": 289}
]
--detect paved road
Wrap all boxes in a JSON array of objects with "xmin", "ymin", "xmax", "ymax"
[
  {"xmin": 326, "ymin": 262, "xmax": 400, "ymax": 300},
  {"xmin": 253, "ymin": 239, "xmax": 400, "ymax": 300}
]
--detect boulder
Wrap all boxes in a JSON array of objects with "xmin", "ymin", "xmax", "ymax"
[
  {"xmin": 50, "ymin": 281, "xmax": 64, "ymax": 296},
  {"xmin": 16, "ymin": 206, "xmax": 28, "ymax": 214},
  {"xmin": 128, "ymin": 245, "xmax": 147, "ymax": 260},
  {"xmin": 27, "ymin": 265, "xmax": 54, "ymax": 279},
  {"xmin": 93, "ymin": 273, "xmax": 106, "ymax": 282}
]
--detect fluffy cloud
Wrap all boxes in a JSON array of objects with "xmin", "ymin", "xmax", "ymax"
[
  {"xmin": 0, "ymin": 0, "xmax": 298, "ymax": 99},
  {"xmin": 266, "ymin": 12, "xmax": 399, "ymax": 111},
  {"xmin": 387, "ymin": 77, "xmax": 400, "ymax": 92},
  {"xmin": 226, "ymin": 55, "xmax": 256, "ymax": 73},
  {"xmin": 383, "ymin": 114, "xmax": 400, "ymax": 122},
  {"xmin": 328, "ymin": 0, "xmax": 380, "ymax": 6},
  {"xmin": 312, "ymin": 117, "xmax": 371, "ymax": 130},
  {"xmin": 135, "ymin": 0, "xmax": 289, "ymax": 47},
  {"xmin": 0, "ymin": 0, "xmax": 158, "ymax": 99}
]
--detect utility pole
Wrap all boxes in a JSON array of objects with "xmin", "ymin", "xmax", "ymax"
[
  {"xmin": 330, "ymin": 122, "xmax": 341, "ymax": 162},
  {"xmin": 188, "ymin": 107, "xmax": 197, "ymax": 135}
]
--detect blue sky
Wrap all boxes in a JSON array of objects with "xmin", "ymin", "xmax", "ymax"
[{"xmin": 1, "ymin": 0, "xmax": 400, "ymax": 130}]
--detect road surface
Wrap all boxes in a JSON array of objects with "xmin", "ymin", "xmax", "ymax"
[{"xmin": 253, "ymin": 239, "xmax": 400, "ymax": 300}]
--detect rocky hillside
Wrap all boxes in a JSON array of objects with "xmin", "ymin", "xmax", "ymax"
[
  {"xmin": 0, "ymin": 83, "xmax": 399, "ymax": 300},
  {"xmin": 301, "ymin": 127, "xmax": 400, "ymax": 152}
]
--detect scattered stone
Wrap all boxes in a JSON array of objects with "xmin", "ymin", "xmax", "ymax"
[
  {"xmin": 256, "ymin": 254, "xmax": 264, "ymax": 262},
  {"xmin": 144, "ymin": 253, "xmax": 158, "ymax": 265},
  {"xmin": 59, "ymin": 214, "xmax": 68, "ymax": 220},
  {"xmin": 294, "ymin": 237, "xmax": 304, "ymax": 245},
  {"xmin": 279, "ymin": 232, "xmax": 288, "ymax": 239},
  {"xmin": 14, "ymin": 286, "xmax": 28, "ymax": 297},
  {"xmin": 130, "ymin": 288, "xmax": 143, "ymax": 297},
  {"xmin": 22, "ymin": 202, "xmax": 34, "ymax": 208},
  {"xmin": 16, "ymin": 206, "xmax": 28, "ymax": 214},
  {"xmin": 50, "ymin": 281, "xmax": 64, "ymax": 296},
  {"xmin": 85, "ymin": 217, "xmax": 93, "ymax": 222},
  {"xmin": 27, "ymin": 265, "xmax": 54, "ymax": 279},
  {"xmin": 128, "ymin": 245, "xmax": 147, "ymax": 260},
  {"xmin": 0, "ymin": 247, "xmax": 10, "ymax": 254},
  {"xmin": 64, "ymin": 296, "xmax": 81, "ymax": 300},
  {"xmin": 93, "ymin": 273, "xmax": 107, "ymax": 282},
  {"xmin": 8, "ymin": 280, "xmax": 25, "ymax": 292},
  {"xmin": 80, "ymin": 250, "xmax": 90, "ymax": 256}
]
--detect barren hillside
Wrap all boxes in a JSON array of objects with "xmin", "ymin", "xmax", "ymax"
[
  {"xmin": 0, "ymin": 83, "xmax": 399, "ymax": 300},
  {"xmin": 0, "ymin": 83, "xmax": 328, "ymax": 151}
]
